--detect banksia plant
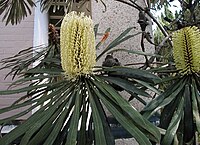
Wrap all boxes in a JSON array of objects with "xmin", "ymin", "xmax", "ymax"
[
  {"xmin": 143, "ymin": 26, "xmax": 200, "ymax": 145},
  {"xmin": 0, "ymin": 15, "xmax": 162, "ymax": 144},
  {"xmin": 60, "ymin": 11, "xmax": 96, "ymax": 79},
  {"xmin": 172, "ymin": 26, "xmax": 200, "ymax": 75}
]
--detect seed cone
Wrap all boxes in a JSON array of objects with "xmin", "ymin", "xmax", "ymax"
[
  {"xmin": 172, "ymin": 26, "xmax": 200, "ymax": 75},
  {"xmin": 60, "ymin": 11, "xmax": 96, "ymax": 79}
]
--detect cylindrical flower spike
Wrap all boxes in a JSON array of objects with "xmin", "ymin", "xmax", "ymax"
[
  {"xmin": 60, "ymin": 11, "xmax": 96, "ymax": 79},
  {"xmin": 172, "ymin": 26, "xmax": 200, "ymax": 75}
]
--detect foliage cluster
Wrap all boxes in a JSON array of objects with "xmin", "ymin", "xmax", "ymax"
[{"xmin": 0, "ymin": 0, "xmax": 200, "ymax": 145}]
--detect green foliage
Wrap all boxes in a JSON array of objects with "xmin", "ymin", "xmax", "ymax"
[
  {"xmin": 1, "ymin": 0, "xmax": 200, "ymax": 145},
  {"xmin": 143, "ymin": 74, "xmax": 200, "ymax": 145},
  {"xmin": 0, "ymin": 27, "xmax": 161, "ymax": 144}
]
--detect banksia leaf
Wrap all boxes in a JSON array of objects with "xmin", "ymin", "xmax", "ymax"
[
  {"xmin": 172, "ymin": 26, "xmax": 200, "ymax": 75},
  {"xmin": 60, "ymin": 11, "xmax": 96, "ymax": 79}
]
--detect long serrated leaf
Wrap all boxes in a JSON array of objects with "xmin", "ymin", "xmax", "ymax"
[
  {"xmin": 53, "ymin": 92, "xmax": 78, "ymax": 145},
  {"xmin": 103, "ymin": 66, "xmax": 161, "ymax": 84},
  {"xmin": 161, "ymin": 97, "xmax": 184, "ymax": 145},
  {"xmin": 107, "ymin": 33, "xmax": 142, "ymax": 50},
  {"xmin": 95, "ymin": 76, "xmax": 148, "ymax": 127},
  {"xmin": 105, "ymin": 27, "xmax": 134, "ymax": 49},
  {"xmin": 99, "ymin": 78, "xmax": 160, "ymax": 142},
  {"xmin": 86, "ymin": 81, "xmax": 108, "ymax": 145},
  {"xmin": 191, "ymin": 80, "xmax": 200, "ymax": 133},
  {"xmin": 42, "ymin": 87, "xmax": 77, "ymax": 145},
  {"xmin": 19, "ymin": 84, "xmax": 75, "ymax": 145},
  {"xmin": 27, "ymin": 103, "xmax": 68, "ymax": 145},
  {"xmin": 101, "ymin": 76, "xmax": 151, "ymax": 97},
  {"xmin": 0, "ymin": 90, "xmax": 44, "ymax": 115},
  {"xmin": 21, "ymin": 82, "xmax": 76, "ymax": 145},
  {"xmin": 0, "ymin": 95, "xmax": 62, "ymax": 145},
  {"xmin": 142, "ymin": 78, "xmax": 187, "ymax": 118},
  {"xmin": 9, "ymin": 74, "xmax": 61, "ymax": 87},
  {"xmin": 183, "ymin": 84, "xmax": 194, "ymax": 143},
  {"xmin": 159, "ymin": 89, "xmax": 183, "ymax": 130},
  {"xmin": 65, "ymin": 85, "xmax": 82, "ymax": 145},
  {"xmin": 20, "ymin": 100, "xmax": 66, "ymax": 145},
  {"xmin": 97, "ymin": 27, "xmax": 135, "ymax": 60},
  {"xmin": 0, "ymin": 112, "xmax": 42, "ymax": 145},
  {"xmin": 77, "ymin": 92, "xmax": 88, "ymax": 145},
  {"xmin": 89, "ymin": 80, "xmax": 152, "ymax": 145},
  {"xmin": 133, "ymin": 78, "xmax": 161, "ymax": 95},
  {"xmin": 92, "ymin": 76, "xmax": 161, "ymax": 143},
  {"xmin": 91, "ymin": 89, "xmax": 115, "ymax": 145},
  {"xmin": 91, "ymin": 77, "xmax": 118, "ymax": 105},
  {"xmin": 0, "ymin": 82, "xmax": 74, "ymax": 124},
  {"xmin": 0, "ymin": 80, "xmax": 65, "ymax": 95},
  {"xmin": 154, "ymin": 76, "xmax": 180, "ymax": 84},
  {"xmin": 25, "ymin": 68, "xmax": 63, "ymax": 75}
]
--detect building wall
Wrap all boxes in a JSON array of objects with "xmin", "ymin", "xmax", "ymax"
[{"xmin": 0, "ymin": 12, "xmax": 34, "ymax": 119}]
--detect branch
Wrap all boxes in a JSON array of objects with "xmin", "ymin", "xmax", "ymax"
[
  {"xmin": 115, "ymin": 0, "xmax": 173, "ymax": 47},
  {"xmin": 140, "ymin": 34, "xmax": 172, "ymax": 69},
  {"xmin": 114, "ymin": 0, "xmax": 142, "ymax": 11},
  {"xmin": 145, "ymin": 10, "xmax": 172, "ymax": 47}
]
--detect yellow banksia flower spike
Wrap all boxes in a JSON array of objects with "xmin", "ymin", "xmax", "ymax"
[
  {"xmin": 172, "ymin": 26, "xmax": 200, "ymax": 75},
  {"xmin": 60, "ymin": 11, "xmax": 96, "ymax": 79}
]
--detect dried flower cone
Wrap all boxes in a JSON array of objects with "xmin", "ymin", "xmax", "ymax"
[
  {"xmin": 60, "ymin": 11, "xmax": 96, "ymax": 79},
  {"xmin": 172, "ymin": 26, "xmax": 200, "ymax": 75}
]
